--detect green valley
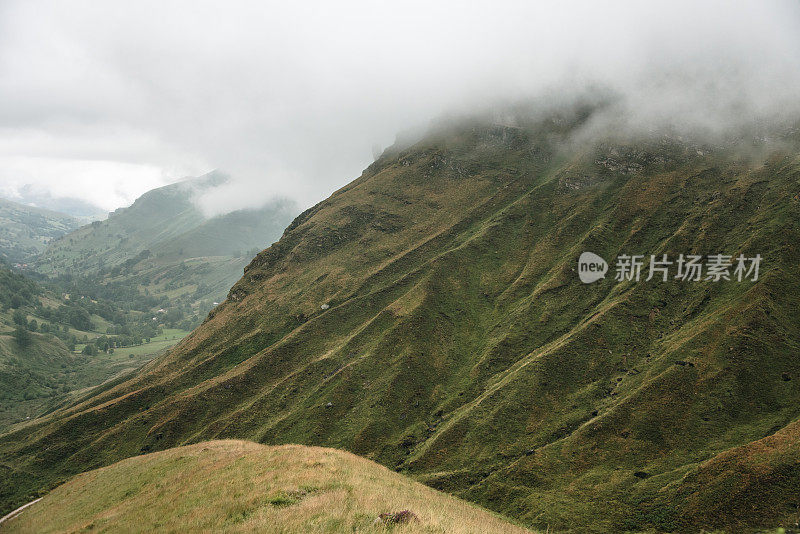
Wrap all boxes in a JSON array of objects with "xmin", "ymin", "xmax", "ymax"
[
  {"xmin": 3, "ymin": 110, "xmax": 800, "ymax": 532},
  {"xmin": 0, "ymin": 172, "xmax": 296, "ymax": 432},
  {"xmin": 0, "ymin": 260, "xmax": 190, "ymax": 429},
  {"xmin": 0, "ymin": 199, "xmax": 82, "ymax": 265},
  {"xmin": 37, "ymin": 172, "xmax": 298, "ymax": 328}
]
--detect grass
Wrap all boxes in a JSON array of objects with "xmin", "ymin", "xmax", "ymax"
[
  {"xmin": 109, "ymin": 336, "xmax": 186, "ymax": 357},
  {"xmin": 2, "ymin": 114, "xmax": 800, "ymax": 532},
  {"xmin": 80, "ymin": 328, "xmax": 191, "ymax": 358},
  {"xmin": 0, "ymin": 321, "xmax": 189, "ymax": 430},
  {"xmin": 150, "ymin": 328, "xmax": 189, "ymax": 342},
  {"xmin": 74, "ymin": 328, "xmax": 190, "ymax": 353},
  {"xmin": 35, "ymin": 175, "xmax": 297, "ymax": 311},
  {"xmin": 3, "ymin": 440, "xmax": 534, "ymax": 533}
]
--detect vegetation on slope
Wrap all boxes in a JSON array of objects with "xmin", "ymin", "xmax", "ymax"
[
  {"xmin": 35, "ymin": 172, "xmax": 297, "ymax": 323},
  {"xmin": 0, "ymin": 172, "xmax": 295, "ymax": 432},
  {"xmin": 2, "ymin": 109, "xmax": 800, "ymax": 532},
  {"xmin": 0, "ymin": 261, "xmax": 188, "ymax": 429},
  {"xmin": 0, "ymin": 198, "xmax": 81, "ymax": 264},
  {"xmin": 3, "ymin": 440, "xmax": 532, "ymax": 533}
]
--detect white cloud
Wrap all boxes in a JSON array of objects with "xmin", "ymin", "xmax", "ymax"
[
  {"xmin": 0, "ymin": 0, "xmax": 798, "ymax": 214},
  {"xmin": 0, "ymin": 157, "xmax": 169, "ymax": 212}
]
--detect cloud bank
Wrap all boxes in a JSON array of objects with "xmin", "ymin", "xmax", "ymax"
[{"xmin": 0, "ymin": 0, "xmax": 798, "ymax": 215}]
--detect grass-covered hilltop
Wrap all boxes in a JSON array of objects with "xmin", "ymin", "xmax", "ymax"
[
  {"xmin": 3, "ymin": 106, "xmax": 800, "ymax": 533},
  {"xmin": 3, "ymin": 440, "xmax": 532, "ymax": 533}
]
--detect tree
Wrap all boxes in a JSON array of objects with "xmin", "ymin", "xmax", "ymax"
[
  {"xmin": 67, "ymin": 307, "xmax": 93, "ymax": 331},
  {"xmin": 10, "ymin": 294, "xmax": 24, "ymax": 309},
  {"xmin": 12, "ymin": 309, "xmax": 27, "ymax": 326},
  {"xmin": 81, "ymin": 344, "xmax": 98, "ymax": 356},
  {"xmin": 13, "ymin": 326, "xmax": 32, "ymax": 347}
]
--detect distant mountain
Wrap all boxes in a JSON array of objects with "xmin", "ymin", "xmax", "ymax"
[
  {"xmin": 4, "ymin": 113, "xmax": 800, "ymax": 532},
  {"xmin": 10, "ymin": 185, "xmax": 107, "ymax": 220},
  {"xmin": 0, "ymin": 198, "xmax": 81, "ymax": 264},
  {"xmin": 36, "ymin": 172, "xmax": 298, "ymax": 320}
]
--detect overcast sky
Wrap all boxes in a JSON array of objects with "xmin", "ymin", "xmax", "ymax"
[{"xmin": 1, "ymin": 1, "xmax": 799, "ymax": 216}]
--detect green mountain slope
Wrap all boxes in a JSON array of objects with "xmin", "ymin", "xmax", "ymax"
[
  {"xmin": 0, "ymin": 199, "xmax": 81, "ymax": 264},
  {"xmin": 2, "ymin": 112, "xmax": 800, "ymax": 532},
  {"xmin": 38, "ymin": 173, "xmax": 219, "ymax": 272},
  {"xmin": 0, "ymin": 263, "xmax": 77, "ymax": 427},
  {"xmin": 0, "ymin": 262, "xmax": 184, "ymax": 430},
  {"xmin": 3, "ymin": 440, "xmax": 532, "ymax": 533},
  {"xmin": 0, "ymin": 331, "xmax": 74, "ymax": 426},
  {"xmin": 36, "ymin": 172, "xmax": 298, "ymax": 322}
]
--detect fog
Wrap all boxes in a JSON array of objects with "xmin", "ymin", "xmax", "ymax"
[{"xmin": 1, "ymin": 0, "xmax": 798, "ymax": 216}]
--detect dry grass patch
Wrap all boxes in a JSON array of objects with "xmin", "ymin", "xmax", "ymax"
[{"xmin": 5, "ymin": 440, "xmax": 534, "ymax": 533}]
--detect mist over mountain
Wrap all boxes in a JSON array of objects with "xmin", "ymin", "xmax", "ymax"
[
  {"xmin": 2, "ymin": 2, "xmax": 800, "ymax": 533},
  {"xmin": 3, "ymin": 106, "xmax": 800, "ymax": 532},
  {"xmin": 37, "ymin": 172, "xmax": 298, "ymax": 322},
  {"xmin": 1, "ymin": 185, "xmax": 106, "ymax": 220},
  {"xmin": 0, "ymin": 198, "xmax": 81, "ymax": 264},
  {"xmin": 1, "ymin": 1, "xmax": 799, "ymax": 216}
]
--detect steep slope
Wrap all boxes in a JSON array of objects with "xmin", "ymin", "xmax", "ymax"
[
  {"xmin": 3, "ymin": 440, "xmax": 532, "ymax": 533},
  {"xmin": 0, "ymin": 262, "xmax": 77, "ymax": 427},
  {"xmin": 36, "ymin": 172, "xmax": 297, "ymax": 318},
  {"xmin": 37, "ymin": 173, "xmax": 221, "ymax": 271},
  {"xmin": 2, "ymin": 113, "xmax": 800, "ymax": 532},
  {"xmin": 0, "ymin": 199, "xmax": 81, "ymax": 264}
]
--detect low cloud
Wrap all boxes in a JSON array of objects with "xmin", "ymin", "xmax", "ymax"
[{"xmin": 1, "ymin": 0, "xmax": 798, "ymax": 214}]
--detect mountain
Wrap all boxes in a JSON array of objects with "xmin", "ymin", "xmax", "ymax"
[
  {"xmin": 2, "ymin": 111, "xmax": 800, "ymax": 532},
  {"xmin": 0, "ymin": 173, "xmax": 297, "ymax": 429},
  {"xmin": 36, "ymin": 172, "xmax": 298, "ymax": 324},
  {"xmin": 8, "ymin": 185, "xmax": 106, "ymax": 220},
  {"xmin": 0, "ymin": 199, "xmax": 81, "ymax": 264},
  {"xmin": 2, "ymin": 440, "xmax": 532, "ymax": 533}
]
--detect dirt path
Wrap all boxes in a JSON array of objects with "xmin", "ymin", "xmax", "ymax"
[{"xmin": 0, "ymin": 498, "xmax": 42, "ymax": 527}]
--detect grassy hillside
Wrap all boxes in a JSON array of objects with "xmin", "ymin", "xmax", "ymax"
[
  {"xmin": 3, "ymin": 111, "xmax": 800, "ymax": 532},
  {"xmin": 0, "ymin": 327, "xmax": 190, "ymax": 431},
  {"xmin": 0, "ymin": 332, "xmax": 75, "ymax": 426},
  {"xmin": 38, "ymin": 173, "xmax": 219, "ymax": 271},
  {"xmin": 0, "ymin": 262, "xmax": 189, "ymax": 429},
  {"xmin": 36, "ymin": 172, "xmax": 297, "ymax": 320},
  {"xmin": 3, "ymin": 440, "xmax": 531, "ymax": 533},
  {"xmin": 0, "ymin": 198, "xmax": 81, "ymax": 264}
]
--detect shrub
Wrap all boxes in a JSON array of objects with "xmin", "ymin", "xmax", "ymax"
[
  {"xmin": 13, "ymin": 327, "xmax": 32, "ymax": 347},
  {"xmin": 12, "ymin": 309, "xmax": 27, "ymax": 326}
]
